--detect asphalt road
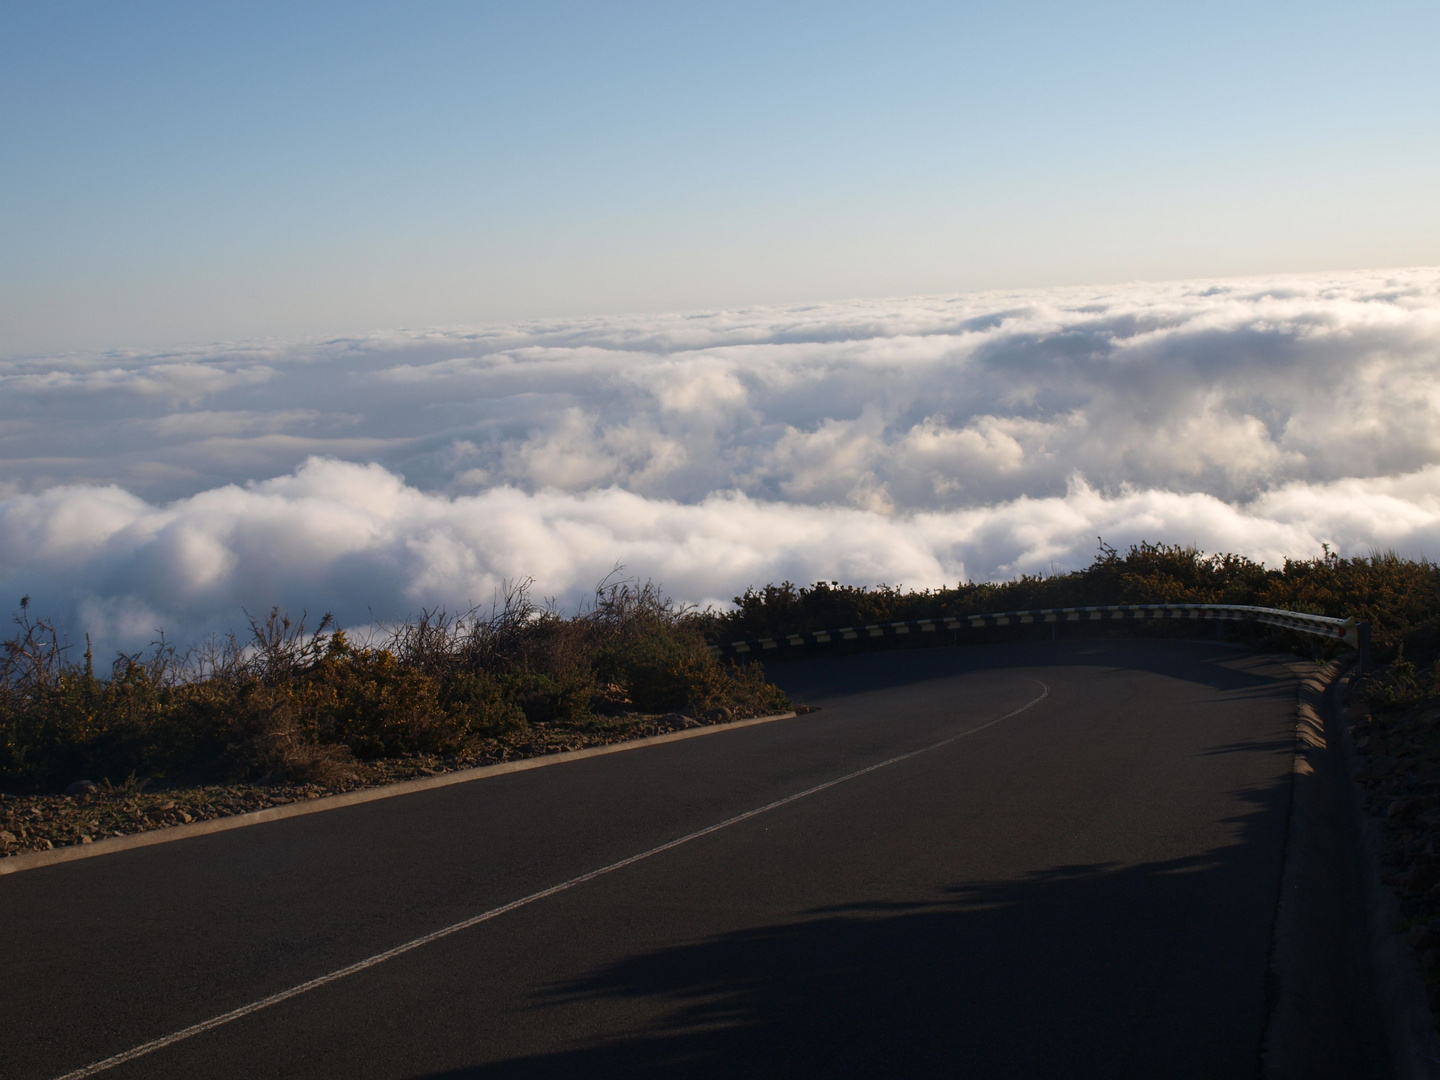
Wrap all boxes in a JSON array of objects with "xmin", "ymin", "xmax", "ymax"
[{"xmin": 3, "ymin": 638, "xmax": 1302, "ymax": 1080}]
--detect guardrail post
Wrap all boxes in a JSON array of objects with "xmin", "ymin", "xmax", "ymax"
[{"xmin": 1358, "ymin": 621, "xmax": 1371, "ymax": 674}]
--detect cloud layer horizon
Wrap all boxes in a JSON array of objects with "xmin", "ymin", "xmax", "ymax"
[{"xmin": 5, "ymin": 267, "xmax": 1439, "ymax": 651}]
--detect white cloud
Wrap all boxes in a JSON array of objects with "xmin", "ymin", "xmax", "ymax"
[
  {"xmin": 3, "ymin": 458, "xmax": 1440, "ymax": 654},
  {"xmin": 2, "ymin": 267, "xmax": 1440, "ymax": 649}
]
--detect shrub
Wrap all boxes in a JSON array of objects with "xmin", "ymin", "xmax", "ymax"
[
  {"xmin": 702, "ymin": 541, "xmax": 1440, "ymax": 667},
  {"xmin": 0, "ymin": 580, "xmax": 787, "ymax": 793}
]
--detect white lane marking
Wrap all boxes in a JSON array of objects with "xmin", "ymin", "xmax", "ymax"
[{"xmin": 52, "ymin": 682, "xmax": 1048, "ymax": 1080}]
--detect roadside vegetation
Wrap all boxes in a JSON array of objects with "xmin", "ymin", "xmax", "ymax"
[
  {"xmin": 8, "ymin": 541, "xmax": 1440, "ymax": 866},
  {"xmin": 0, "ymin": 577, "xmax": 787, "ymax": 808},
  {"xmin": 702, "ymin": 540, "xmax": 1440, "ymax": 664},
  {"xmin": 1348, "ymin": 654, "xmax": 1440, "ymax": 1018}
]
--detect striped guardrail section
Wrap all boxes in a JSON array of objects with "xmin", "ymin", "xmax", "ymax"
[{"xmin": 709, "ymin": 603, "xmax": 1362, "ymax": 657}]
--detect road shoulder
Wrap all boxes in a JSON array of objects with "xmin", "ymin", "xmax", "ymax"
[
  {"xmin": 0, "ymin": 709, "xmax": 797, "ymax": 878},
  {"xmin": 1265, "ymin": 661, "xmax": 1440, "ymax": 1079}
]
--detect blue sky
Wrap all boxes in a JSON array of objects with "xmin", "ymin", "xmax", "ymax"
[
  {"xmin": 3, "ymin": 1, "xmax": 1436, "ymax": 353},
  {"xmin": 3, "ymin": 8, "xmax": 1440, "ymax": 645}
]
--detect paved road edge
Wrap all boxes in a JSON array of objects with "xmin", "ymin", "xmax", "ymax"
[
  {"xmin": 1264, "ymin": 662, "xmax": 1440, "ymax": 1079},
  {"xmin": 0, "ymin": 711, "xmax": 799, "ymax": 878}
]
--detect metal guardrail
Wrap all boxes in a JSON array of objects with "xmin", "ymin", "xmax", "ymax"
[{"xmin": 710, "ymin": 603, "xmax": 1368, "ymax": 658}]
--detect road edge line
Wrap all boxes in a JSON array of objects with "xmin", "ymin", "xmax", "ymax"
[{"xmin": 0, "ymin": 711, "xmax": 798, "ymax": 877}]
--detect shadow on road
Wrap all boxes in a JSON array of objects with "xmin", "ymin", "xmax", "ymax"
[
  {"xmin": 411, "ymin": 775, "xmax": 1292, "ymax": 1080},
  {"xmin": 766, "ymin": 637, "xmax": 1295, "ymax": 707}
]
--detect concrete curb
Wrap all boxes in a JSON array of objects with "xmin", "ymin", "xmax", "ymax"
[
  {"xmin": 1264, "ymin": 661, "xmax": 1440, "ymax": 1079},
  {"xmin": 1265, "ymin": 659, "xmax": 1387, "ymax": 1079},
  {"xmin": 0, "ymin": 710, "xmax": 799, "ymax": 878}
]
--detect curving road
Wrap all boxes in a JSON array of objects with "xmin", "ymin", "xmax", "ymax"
[{"xmin": 3, "ymin": 639, "xmax": 1328, "ymax": 1078}]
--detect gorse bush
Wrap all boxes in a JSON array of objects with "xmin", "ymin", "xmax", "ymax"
[{"xmin": 0, "ymin": 580, "xmax": 789, "ymax": 793}]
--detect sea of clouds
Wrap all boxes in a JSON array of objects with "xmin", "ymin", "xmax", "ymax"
[{"xmin": 3, "ymin": 266, "xmax": 1439, "ymax": 652}]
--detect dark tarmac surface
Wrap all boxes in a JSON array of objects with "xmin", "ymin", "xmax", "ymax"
[{"xmin": 3, "ymin": 639, "xmax": 1300, "ymax": 1079}]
